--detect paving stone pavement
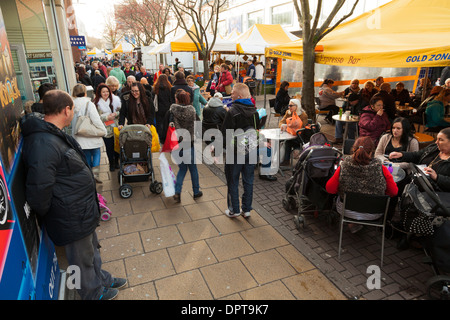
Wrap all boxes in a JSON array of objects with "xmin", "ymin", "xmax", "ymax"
[{"xmin": 59, "ymin": 94, "xmax": 435, "ymax": 301}]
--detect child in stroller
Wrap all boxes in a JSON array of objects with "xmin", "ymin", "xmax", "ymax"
[{"xmin": 283, "ymin": 131, "xmax": 342, "ymax": 229}]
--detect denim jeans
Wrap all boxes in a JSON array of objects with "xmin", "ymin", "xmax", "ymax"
[
  {"xmin": 225, "ymin": 157, "xmax": 255, "ymax": 214},
  {"xmin": 174, "ymin": 146, "xmax": 200, "ymax": 195},
  {"xmin": 83, "ymin": 148, "xmax": 101, "ymax": 168},
  {"xmin": 335, "ymin": 121, "xmax": 357, "ymax": 139}
]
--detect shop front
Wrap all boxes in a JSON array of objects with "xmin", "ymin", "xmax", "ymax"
[{"xmin": 0, "ymin": 0, "xmax": 76, "ymax": 300}]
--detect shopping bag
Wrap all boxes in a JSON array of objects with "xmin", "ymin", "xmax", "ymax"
[
  {"xmin": 286, "ymin": 112, "xmax": 303, "ymax": 136},
  {"xmin": 74, "ymin": 102, "xmax": 106, "ymax": 137},
  {"xmin": 159, "ymin": 153, "xmax": 176, "ymax": 197},
  {"xmin": 150, "ymin": 125, "xmax": 160, "ymax": 153},
  {"xmin": 113, "ymin": 127, "xmax": 120, "ymax": 153},
  {"xmin": 161, "ymin": 126, "xmax": 179, "ymax": 153}
]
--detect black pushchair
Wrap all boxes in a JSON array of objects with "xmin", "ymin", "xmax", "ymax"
[
  {"xmin": 396, "ymin": 163, "xmax": 450, "ymax": 299},
  {"xmin": 118, "ymin": 124, "xmax": 162, "ymax": 198},
  {"xmin": 283, "ymin": 132, "xmax": 342, "ymax": 230}
]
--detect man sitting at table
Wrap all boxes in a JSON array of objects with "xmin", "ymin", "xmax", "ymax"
[
  {"xmin": 374, "ymin": 82, "xmax": 396, "ymax": 122},
  {"xmin": 331, "ymin": 93, "xmax": 361, "ymax": 144}
]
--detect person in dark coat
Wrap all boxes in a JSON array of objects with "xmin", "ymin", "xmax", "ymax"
[
  {"xmin": 119, "ymin": 82, "xmax": 155, "ymax": 128},
  {"xmin": 31, "ymin": 83, "xmax": 55, "ymax": 114},
  {"xmin": 77, "ymin": 65, "xmax": 92, "ymax": 87},
  {"xmin": 274, "ymin": 81, "xmax": 291, "ymax": 115},
  {"xmin": 20, "ymin": 90, "xmax": 126, "ymax": 300},
  {"xmin": 373, "ymin": 82, "xmax": 396, "ymax": 122},
  {"xmin": 202, "ymin": 93, "xmax": 226, "ymax": 145},
  {"xmin": 152, "ymin": 74, "xmax": 173, "ymax": 142},
  {"xmin": 170, "ymin": 71, "xmax": 193, "ymax": 104},
  {"xmin": 91, "ymin": 70, "xmax": 106, "ymax": 93},
  {"xmin": 391, "ymin": 82, "xmax": 411, "ymax": 106}
]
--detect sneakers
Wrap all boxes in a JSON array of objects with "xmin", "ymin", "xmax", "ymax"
[
  {"xmin": 224, "ymin": 209, "xmax": 251, "ymax": 218},
  {"xmin": 241, "ymin": 211, "xmax": 251, "ymax": 219},
  {"xmin": 110, "ymin": 277, "xmax": 127, "ymax": 289},
  {"xmin": 99, "ymin": 288, "xmax": 119, "ymax": 300},
  {"xmin": 224, "ymin": 209, "xmax": 241, "ymax": 218}
]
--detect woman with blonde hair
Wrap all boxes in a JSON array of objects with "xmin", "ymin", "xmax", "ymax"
[{"xmin": 71, "ymin": 83, "xmax": 107, "ymax": 183}]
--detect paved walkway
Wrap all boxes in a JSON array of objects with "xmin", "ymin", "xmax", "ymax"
[{"xmin": 60, "ymin": 94, "xmax": 433, "ymax": 301}]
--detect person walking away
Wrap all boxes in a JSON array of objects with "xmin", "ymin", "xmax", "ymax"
[
  {"xmin": 20, "ymin": 90, "xmax": 127, "ymax": 300},
  {"xmin": 170, "ymin": 71, "xmax": 194, "ymax": 104},
  {"xmin": 186, "ymin": 75, "xmax": 208, "ymax": 119},
  {"xmin": 71, "ymin": 84, "xmax": 107, "ymax": 183},
  {"xmin": 110, "ymin": 61, "xmax": 127, "ymax": 87},
  {"xmin": 221, "ymin": 83, "xmax": 260, "ymax": 218},
  {"xmin": 168, "ymin": 90, "xmax": 203, "ymax": 203},
  {"xmin": 153, "ymin": 74, "xmax": 173, "ymax": 142},
  {"xmin": 94, "ymin": 83, "xmax": 121, "ymax": 172}
]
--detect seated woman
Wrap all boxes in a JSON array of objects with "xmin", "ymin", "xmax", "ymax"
[
  {"xmin": 425, "ymin": 88, "xmax": 450, "ymax": 130},
  {"xmin": 279, "ymin": 99, "xmax": 308, "ymax": 166},
  {"xmin": 318, "ymin": 79, "xmax": 344, "ymax": 123},
  {"xmin": 359, "ymin": 96, "xmax": 391, "ymax": 144},
  {"xmin": 360, "ymin": 80, "xmax": 378, "ymax": 108},
  {"xmin": 274, "ymin": 81, "xmax": 291, "ymax": 115},
  {"xmin": 389, "ymin": 127, "xmax": 450, "ymax": 192},
  {"xmin": 374, "ymin": 117, "xmax": 419, "ymax": 169},
  {"xmin": 326, "ymin": 136, "xmax": 398, "ymax": 233}
]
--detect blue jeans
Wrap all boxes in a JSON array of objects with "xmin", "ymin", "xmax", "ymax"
[
  {"xmin": 174, "ymin": 146, "xmax": 200, "ymax": 195},
  {"xmin": 225, "ymin": 157, "xmax": 255, "ymax": 214},
  {"xmin": 84, "ymin": 148, "xmax": 101, "ymax": 168},
  {"xmin": 335, "ymin": 122, "xmax": 357, "ymax": 139}
]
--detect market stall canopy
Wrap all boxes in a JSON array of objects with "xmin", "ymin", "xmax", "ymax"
[
  {"xmin": 265, "ymin": 0, "xmax": 450, "ymax": 68},
  {"xmin": 223, "ymin": 28, "xmax": 240, "ymax": 41},
  {"xmin": 148, "ymin": 24, "xmax": 236, "ymax": 54},
  {"xmin": 112, "ymin": 42, "xmax": 135, "ymax": 53},
  {"xmin": 86, "ymin": 47, "xmax": 100, "ymax": 55},
  {"xmin": 233, "ymin": 24, "xmax": 299, "ymax": 55}
]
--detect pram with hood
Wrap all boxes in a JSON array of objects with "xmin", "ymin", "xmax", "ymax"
[
  {"xmin": 283, "ymin": 132, "xmax": 342, "ymax": 229},
  {"xmin": 396, "ymin": 163, "xmax": 450, "ymax": 299},
  {"xmin": 118, "ymin": 124, "xmax": 162, "ymax": 198}
]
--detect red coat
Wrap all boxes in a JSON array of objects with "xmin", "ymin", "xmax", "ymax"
[
  {"xmin": 358, "ymin": 106, "xmax": 391, "ymax": 144},
  {"xmin": 217, "ymin": 70, "xmax": 233, "ymax": 92}
]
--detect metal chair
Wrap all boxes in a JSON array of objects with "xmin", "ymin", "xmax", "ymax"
[
  {"xmin": 268, "ymin": 98, "xmax": 280, "ymax": 126},
  {"xmin": 338, "ymin": 192, "xmax": 391, "ymax": 266}
]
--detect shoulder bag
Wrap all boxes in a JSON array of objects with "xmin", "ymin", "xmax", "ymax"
[{"xmin": 75, "ymin": 101, "xmax": 106, "ymax": 137}]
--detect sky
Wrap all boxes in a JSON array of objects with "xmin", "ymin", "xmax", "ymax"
[{"xmin": 72, "ymin": 0, "xmax": 123, "ymax": 38}]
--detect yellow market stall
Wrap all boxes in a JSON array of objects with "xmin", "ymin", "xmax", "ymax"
[
  {"xmin": 265, "ymin": 0, "xmax": 450, "ymax": 93},
  {"xmin": 112, "ymin": 42, "xmax": 135, "ymax": 54}
]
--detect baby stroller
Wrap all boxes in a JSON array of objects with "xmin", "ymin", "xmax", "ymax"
[
  {"xmin": 118, "ymin": 124, "xmax": 163, "ymax": 198},
  {"xmin": 395, "ymin": 163, "xmax": 450, "ymax": 299},
  {"xmin": 282, "ymin": 132, "xmax": 342, "ymax": 230}
]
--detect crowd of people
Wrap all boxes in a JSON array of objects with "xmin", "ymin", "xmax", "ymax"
[{"xmin": 20, "ymin": 52, "xmax": 450, "ymax": 300}]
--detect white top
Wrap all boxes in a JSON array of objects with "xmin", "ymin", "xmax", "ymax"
[
  {"xmin": 255, "ymin": 64, "xmax": 264, "ymax": 80},
  {"xmin": 71, "ymin": 97, "xmax": 107, "ymax": 149},
  {"xmin": 97, "ymin": 95, "xmax": 121, "ymax": 115}
]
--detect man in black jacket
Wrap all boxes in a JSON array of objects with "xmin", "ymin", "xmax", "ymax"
[
  {"xmin": 21, "ymin": 90, "xmax": 126, "ymax": 300},
  {"xmin": 221, "ymin": 83, "xmax": 260, "ymax": 219},
  {"xmin": 170, "ymin": 71, "xmax": 193, "ymax": 104}
]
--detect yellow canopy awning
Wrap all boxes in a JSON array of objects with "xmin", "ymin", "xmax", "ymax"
[
  {"xmin": 111, "ymin": 43, "xmax": 135, "ymax": 53},
  {"xmin": 266, "ymin": 0, "xmax": 450, "ymax": 68}
]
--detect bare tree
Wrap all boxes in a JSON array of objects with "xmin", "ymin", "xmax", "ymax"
[
  {"xmin": 294, "ymin": 0, "xmax": 359, "ymax": 120},
  {"xmin": 103, "ymin": 11, "xmax": 123, "ymax": 49},
  {"xmin": 116, "ymin": 0, "xmax": 156, "ymax": 46},
  {"xmin": 168, "ymin": 0, "xmax": 226, "ymax": 80}
]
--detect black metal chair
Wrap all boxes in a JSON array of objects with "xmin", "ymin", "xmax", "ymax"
[{"xmin": 338, "ymin": 192, "xmax": 391, "ymax": 266}]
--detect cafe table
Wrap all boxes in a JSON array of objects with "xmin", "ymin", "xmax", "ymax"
[
  {"xmin": 332, "ymin": 114, "xmax": 360, "ymax": 151},
  {"xmin": 259, "ymin": 128, "xmax": 297, "ymax": 176}
]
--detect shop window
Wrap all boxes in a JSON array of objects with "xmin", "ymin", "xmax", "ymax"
[{"xmin": 271, "ymin": 3, "xmax": 293, "ymax": 26}]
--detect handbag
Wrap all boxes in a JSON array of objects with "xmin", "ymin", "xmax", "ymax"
[
  {"xmin": 75, "ymin": 102, "xmax": 106, "ymax": 137},
  {"xmin": 159, "ymin": 153, "xmax": 176, "ymax": 197},
  {"xmin": 161, "ymin": 126, "xmax": 179, "ymax": 153},
  {"xmin": 150, "ymin": 124, "xmax": 160, "ymax": 153},
  {"xmin": 286, "ymin": 112, "xmax": 303, "ymax": 136}
]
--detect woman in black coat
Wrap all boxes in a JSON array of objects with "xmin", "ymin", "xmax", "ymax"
[
  {"xmin": 274, "ymin": 81, "xmax": 290, "ymax": 115},
  {"xmin": 118, "ymin": 82, "xmax": 155, "ymax": 128},
  {"xmin": 153, "ymin": 74, "xmax": 173, "ymax": 142}
]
